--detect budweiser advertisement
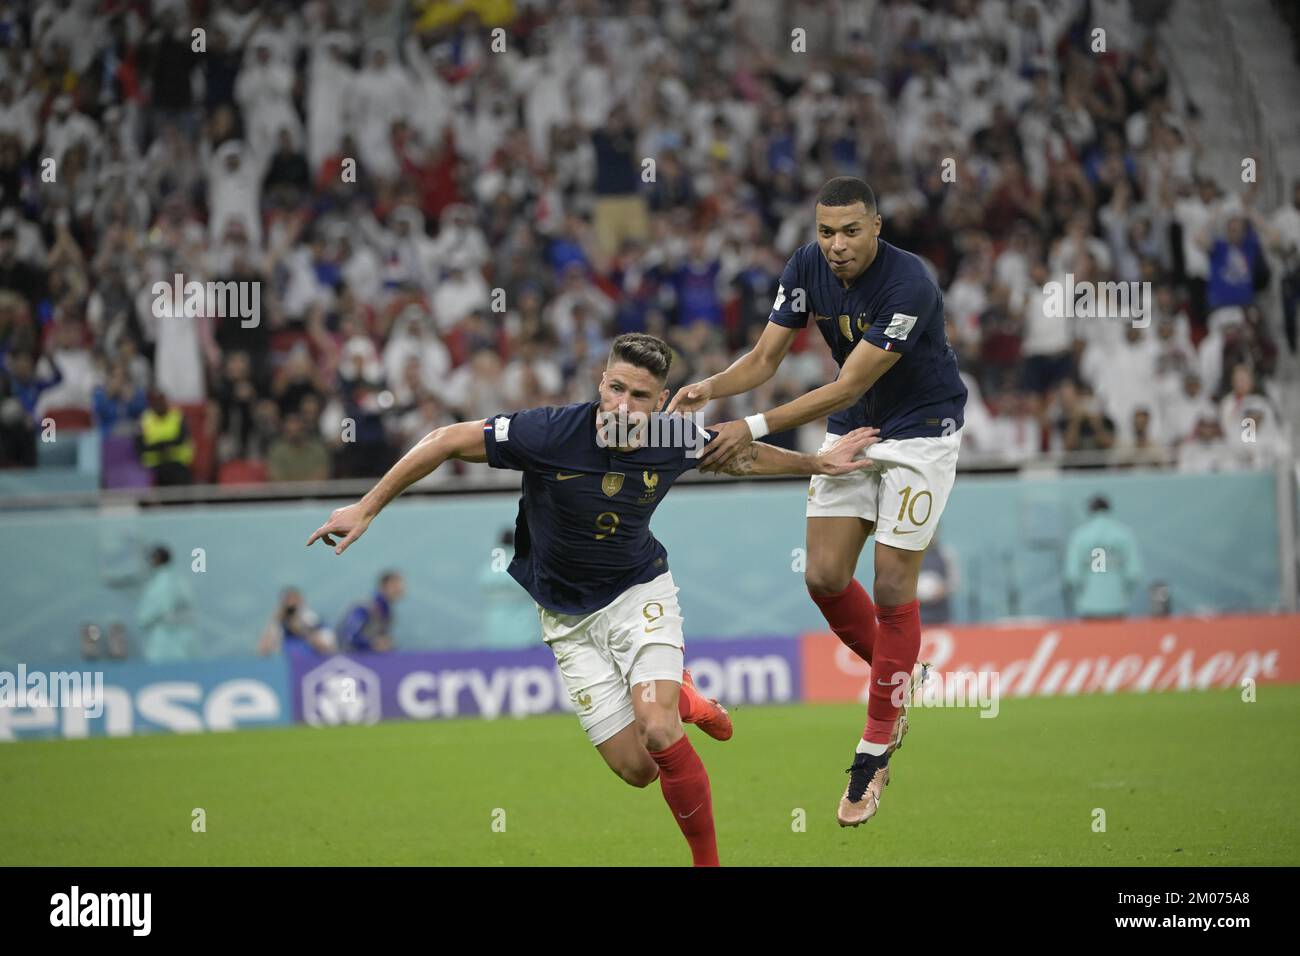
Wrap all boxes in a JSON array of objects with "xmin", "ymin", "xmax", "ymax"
[{"xmin": 800, "ymin": 613, "xmax": 1300, "ymax": 703}]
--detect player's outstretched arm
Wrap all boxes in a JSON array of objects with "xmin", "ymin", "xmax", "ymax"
[
  {"xmin": 667, "ymin": 321, "xmax": 798, "ymax": 413},
  {"xmin": 712, "ymin": 427, "xmax": 879, "ymax": 478},
  {"xmin": 700, "ymin": 339, "xmax": 900, "ymax": 469},
  {"xmin": 306, "ymin": 420, "xmax": 488, "ymax": 555},
  {"xmin": 763, "ymin": 341, "xmax": 900, "ymax": 432}
]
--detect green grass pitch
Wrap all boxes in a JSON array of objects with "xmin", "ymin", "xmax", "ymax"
[{"xmin": 3, "ymin": 687, "xmax": 1297, "ymax": 866}]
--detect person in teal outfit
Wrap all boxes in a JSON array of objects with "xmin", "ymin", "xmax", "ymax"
[
  {"xmin": 136, "ymin": 546, "xmax": 199, "ymax": 662},
  {"xmin": 1063, "ymin": 496, "xmax": 1144, "ymax": 620},
  {"xmin": 478, "ymin": 529, "xmax": 542, "ymax": 648}
]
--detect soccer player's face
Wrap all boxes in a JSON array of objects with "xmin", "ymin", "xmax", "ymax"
[
  {"xmin": 598, "ymin": 361, "xmax": 668, "ymax": 421},
  {"xmin": 816, "ymin": 203, "xmax": 881, "ymax": 281}
]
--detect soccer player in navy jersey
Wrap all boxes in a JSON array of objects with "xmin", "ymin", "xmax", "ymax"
[
  {"xmin": 307, "ymin": 333, "xmax": 879, "ymax": 866},
  {"xmin": 668, "ymin": 177, "xmax": 968, "ymax": 828}
]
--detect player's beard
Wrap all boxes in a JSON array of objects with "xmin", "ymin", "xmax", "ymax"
[{"xmin": 596, "ymin": 408, "xmax": 647, "ymax": 450}]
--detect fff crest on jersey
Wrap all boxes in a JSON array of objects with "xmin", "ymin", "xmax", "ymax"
[
  {"xmin": 602, "ymin": 472, "xmax": 625, "ymax": 497},
  {"xmin": 637, "ymin": 470, "xmax": 659, "ymax": 504},
  {"xmin": 839, "ymin": 313, "xmax": 869, "ymax": 339}
]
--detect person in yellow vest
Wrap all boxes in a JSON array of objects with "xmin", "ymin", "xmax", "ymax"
[{"xmin": 136, "ymin": 389, "xmax": 194, "ymax": 486}]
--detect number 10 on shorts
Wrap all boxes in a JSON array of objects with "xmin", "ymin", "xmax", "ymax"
[{"xmin": 896, "ymin": 485, "xmax": 933, "ymax": 528}]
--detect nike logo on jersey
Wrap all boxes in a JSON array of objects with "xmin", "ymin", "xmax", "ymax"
[{"xmin": 555, "ymin": 472, "xmax": 582, "ymax": 480}]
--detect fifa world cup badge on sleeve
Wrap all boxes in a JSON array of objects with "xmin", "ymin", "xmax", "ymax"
[{"xmin": 884, "ymin": 312, "xmax": 917, "ymax": 340}]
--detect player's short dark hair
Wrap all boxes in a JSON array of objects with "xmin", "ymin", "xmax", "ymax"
[
  {"xmin": 378, "ymin": 570, "xmax": 402, "ymax": 588},
  {"xmin": 608, "ymin": 333, "xmax": 672, "ymax": 383},
  {"xmin": 816, "ymin": 177, "xmax": 877, "ymax": 214},
  {"xmin": 1088, "ymin": 495, "xmax": 1110, "ymax": 513}
]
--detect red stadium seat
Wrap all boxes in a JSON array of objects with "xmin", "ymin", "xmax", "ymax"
[
  {"xmin": 217, "ymin": 459, "xmax": 268, "ymax": 485},
  {"xmin": 41, "ymin": 407, "xmax": 93, "ymax": 431},
  {"xmin": 179, "ymin": 403, "xmax": 215, "ymax": 484}
]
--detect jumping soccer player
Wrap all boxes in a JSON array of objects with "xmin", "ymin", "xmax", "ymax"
[
  {"xmin": 306, "ymin": 333, "xmax": 880, "ymax": 866},
  {"xmin": 667, "ymin": 177, "xmax": 967, "ymax": 828}
]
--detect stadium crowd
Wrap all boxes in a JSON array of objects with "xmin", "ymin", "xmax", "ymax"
[{"xmin": 0, "ymin": 0, "xmax": 1297, "ymax": 488}]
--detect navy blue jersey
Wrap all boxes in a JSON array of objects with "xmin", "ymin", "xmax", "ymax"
[
  {"xmin": 483, "ymin": 402, "xmax": 710, "ymax": 615},
  {"xmin": 769, "ymin": 239, "xmax": 967, "ymax": 439}
]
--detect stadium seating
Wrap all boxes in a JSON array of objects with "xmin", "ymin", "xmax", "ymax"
[{"xmin": 218, "ymin": 460, "xmax": 270, "ymax": 486}]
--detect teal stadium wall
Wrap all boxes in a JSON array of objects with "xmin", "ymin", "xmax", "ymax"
[{"xmin": 0, "ymin": 469, "xmax": 1284, "ymax": 664}]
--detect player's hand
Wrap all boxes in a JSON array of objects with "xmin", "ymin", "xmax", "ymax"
[
  {"xmin": 815, "ymin": 427, "xmax": 880, "ymax": 475},
  {"xmin": 667, "ymin": 378, "xmax": 713, "ymax": 414},
  {"xmin": 697, "ymin": 419, "xmax": 754, "ymax": 472},
  {"xmin": 306, "ymin": 502, "xmax": 373, "ymax": 555}
]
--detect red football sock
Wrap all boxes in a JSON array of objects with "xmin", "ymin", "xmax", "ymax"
[
  {"xmin": 864, "ymin": 599, "xmax": 921, "ymax": 745},
  {"xmin": 810, "ymin": 578, "xmax": 877, "ymax": 664},
  {"xmin": 649, "ymin": 734, "xmax": 719, "ymax": 867}
]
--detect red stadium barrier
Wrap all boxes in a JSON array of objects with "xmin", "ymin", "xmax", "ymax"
[
  {"xmin": 217, "ymin": 459, "xmax": 269, "ymax": 485},
  {"xmin": 41, "ymin": 407, "xmax": 93, "ymax": 431},
  {"xmin": 800, "ymin": 613, "xmax": 1300, "ymax": 701}
]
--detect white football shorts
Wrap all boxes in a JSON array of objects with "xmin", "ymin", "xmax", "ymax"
[
  {"xmin": 806, "ymin": 429, "xmax": 962, "ymax": 551},
  {"xmin": 537, "ymin": 571, "xmax": 685, "ymax": 745}
]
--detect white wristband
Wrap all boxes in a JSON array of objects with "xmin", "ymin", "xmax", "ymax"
[{"xmin": 744, "ymin": 413, "xmax": 770, "ymax": 440}]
